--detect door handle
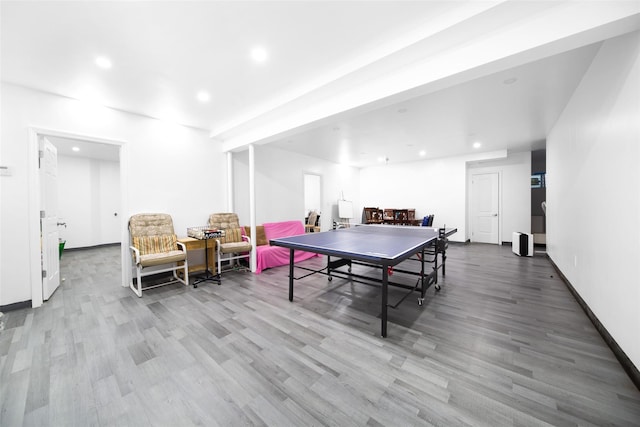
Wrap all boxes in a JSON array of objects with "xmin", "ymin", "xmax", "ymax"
[{"xmin": 492, "ymin": 214, "xmax": 498, "ymax": 217}]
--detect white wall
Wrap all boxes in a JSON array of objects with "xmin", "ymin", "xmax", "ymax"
[
  {"xmin": 57, "ymin": 155, "xmax": 120, "ymax": 249},
  {"xmin": 358, "ymin": 151, "xmax": 529, "ymax": 243},
  {"xmin": 359, "ymin": 157, "xmax": 465, "ymax": 242},
  {"xmin": 547, "ymin": 31, "xmax": 640, "ymax": 368},
  {"xmin": 232, "ymin": 145, "xmax": 360, "ymax": 229},
  {"xmin": 0, "ymin": 83, "xmax": 227, "ymax": 306},
  {"xmin": 230, "ymin": 145, "xmax": 530, "ymax": 248},
  {"xmin": 467, "ymin": 151, "xmax": 532, "ymax": 243}
]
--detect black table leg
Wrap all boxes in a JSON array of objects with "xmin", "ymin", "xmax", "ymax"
[
  {"xmin": 381, "ymin": 264, "xmax": 388, "ymax": 337},
  {"xmin": 438, "ymin": 229, "xmax": 447, "ymax": 277},
  {"xmin": 434, "ymin": 240, "xmax": 439, "ymax": 285},
  {"xmin": 419, "ymin": 247, "xmax": 426, "ymax": 303},
  {"xmin": 288, "ymin": 248, "xmax": 294, "ymax": 301},
  {"xmin": 193, "ymin": 238, "xmax": 221, "ymax": 287},
  {"xmin": 441, "ymin": 242, "xmax": 447, "ymax": 277}
]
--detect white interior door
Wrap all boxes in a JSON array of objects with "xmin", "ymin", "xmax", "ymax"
[
  {"xmin": 471, "ymin": 172, "xmax": 499, "ymax": 244},
  {"xmin": 40, "ymin": 136, "xmax": 61, "ymax": 300}
]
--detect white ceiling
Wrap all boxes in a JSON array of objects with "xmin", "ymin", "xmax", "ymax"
[
  {"xmin": 2, "ymin": 1, "xmax": 639, "ymax": 167},
  {"xmin": 269, "ymin": 44, "xmax": 600, "ymax": 166},
  {"xmin": 46, "ymin": 136, "xmax": 120, "ymax": 162}
]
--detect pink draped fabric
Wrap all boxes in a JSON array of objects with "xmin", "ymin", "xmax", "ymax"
[{"xmin": 254, "ymin": 220, "xmax": 318, "ymax": 274}]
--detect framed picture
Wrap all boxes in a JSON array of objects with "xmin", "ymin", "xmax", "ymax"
[{"xmin": 531, "ymin": 173, "xmax": 545, "ymax": 188}]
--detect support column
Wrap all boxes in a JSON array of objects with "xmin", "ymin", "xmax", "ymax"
[
  {"xmin": 226, "ymin": 151, "xmax": 233, "ymax": 212},
  {"xmin": 249, "ymin": 144, "xmax": 257, "ymax": 272}
]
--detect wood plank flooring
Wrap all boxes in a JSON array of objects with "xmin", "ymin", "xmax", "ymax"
[{"xmin": 1, "ymin": 243, "xmax": 639, "ymax": 426}]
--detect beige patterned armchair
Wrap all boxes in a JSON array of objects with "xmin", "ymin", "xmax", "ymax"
[
  {"xmin": 129, "ymin": 213, "xmax": 188, "ymax": 297},
  {"xmin": 208, "ymin": 213, "xmax": 252, "ymax": 273}
]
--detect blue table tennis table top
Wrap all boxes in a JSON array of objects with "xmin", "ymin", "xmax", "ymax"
[{"xmin": 270, "ymin": 224, "xmax": 456, "ymax": 265}]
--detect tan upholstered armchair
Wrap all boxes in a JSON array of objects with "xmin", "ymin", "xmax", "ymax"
[
  {"xmin": 208, "ymin": 213, "xmax": 252, "ymax": 273},
  {"xmin": 129, "ymin": 213, "xmax": 188, "ymax": 297}
]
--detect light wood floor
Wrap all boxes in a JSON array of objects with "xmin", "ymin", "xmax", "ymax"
[{"xmin": 1, "ymin": 243, "xmax": 639, "ymax": 426}]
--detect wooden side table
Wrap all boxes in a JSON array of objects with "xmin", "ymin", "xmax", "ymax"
[{"xmin": 177, "ymin": 236, "xmax": 217, "ymax": 279}]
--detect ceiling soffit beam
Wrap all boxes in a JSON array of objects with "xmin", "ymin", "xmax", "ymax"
[
  {"xmin": 219, "ymin": 1, "xmax": 640, "ymax": 153},
  {"xmin": 211, "ymin": 1, "xmax": 507, "ymax": 139}
]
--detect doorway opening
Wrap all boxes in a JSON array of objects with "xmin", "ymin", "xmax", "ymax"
[
  {"xmin": 304, "ymin": 173, "xmax": 322, "ymax": 231},
  {"xmin": 28, "ymin": 128, "xmax": 129, "ymax": 308},
  {"xmin": 48, "ymin": 136, "xmax": 122, "ymax": 250}
]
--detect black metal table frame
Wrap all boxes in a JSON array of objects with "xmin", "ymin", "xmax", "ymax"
[
  {"xmin": 192, "ymin": 234, "xmax": 222, "ymax": 288},
  {"xmin": 281, "ymin": 232, "xmax": 451, "ymax": 337}
]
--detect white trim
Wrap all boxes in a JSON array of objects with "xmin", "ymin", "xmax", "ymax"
[
  {"xmin": 28, "ymin": 129, "xmax": 43, "ymax": 307},
  {"xmin": 498, "ymin": 170, "xmax": 503, "ymax": 245},
  {"xmin": 118, "ymin": 142, "xmax": 131, "ymax": 287},
  {"xmin": 28, "ymin": 127, "xmax": 129, "ymax": 308}
]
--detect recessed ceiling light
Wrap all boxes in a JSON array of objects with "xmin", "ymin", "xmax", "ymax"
[
  {"xmin": 196, "ymin": 91, "xmax": 210, "ymax": 103},
  {"xmin": 250, "ymin": 46, "xmax": 268, "ymax": 63},
  {"xmin": 473, "ymin": 142, "xmax": 482, "ymax": 149},
  {"xmin": 95, "ymin": 56, "xmax": 112, "ymax": 69},
  {"xmin": 72, "ymin": 146, "xmax": 80, "ymax": 152},
  {"xmin": 503, "ymin": 77, "xmax": 517, "ymax": 85},
  {"xmin": 419, "ymin": 150, "xmax": 426, "ymax": 157}
]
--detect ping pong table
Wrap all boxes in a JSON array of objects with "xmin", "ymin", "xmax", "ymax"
[{"xmin": 270, "ymin": 224, "xmax": 457, "ymax": 337}]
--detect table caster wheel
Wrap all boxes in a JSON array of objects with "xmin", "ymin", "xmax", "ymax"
[
  {"xmin": 418, "ymin": 298, "xmax": 424, "ymax": 306},
  {"xmin": 194, "ymin": 284, "xmax": 198, "ymax": 288},
  {"xmin": 328, "ymin": 276, "xmax": 333, "ymax": 282},
  {"xmin": 435, "ymin": 284, "xmax": 441, "ymax": 291}
]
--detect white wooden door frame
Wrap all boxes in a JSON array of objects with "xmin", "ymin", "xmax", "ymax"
[
  {"xmin": 468, "ymin": 170, "xmax": 502, "ymax": 245},
  {"xmin": 28, "ymin": 127, "xmax": 129, "ymax": 308}
]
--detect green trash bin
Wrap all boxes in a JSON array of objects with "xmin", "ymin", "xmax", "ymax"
[{"xmin": 59, "ymin": 239, "xmax": 66, "ymax": 259}]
